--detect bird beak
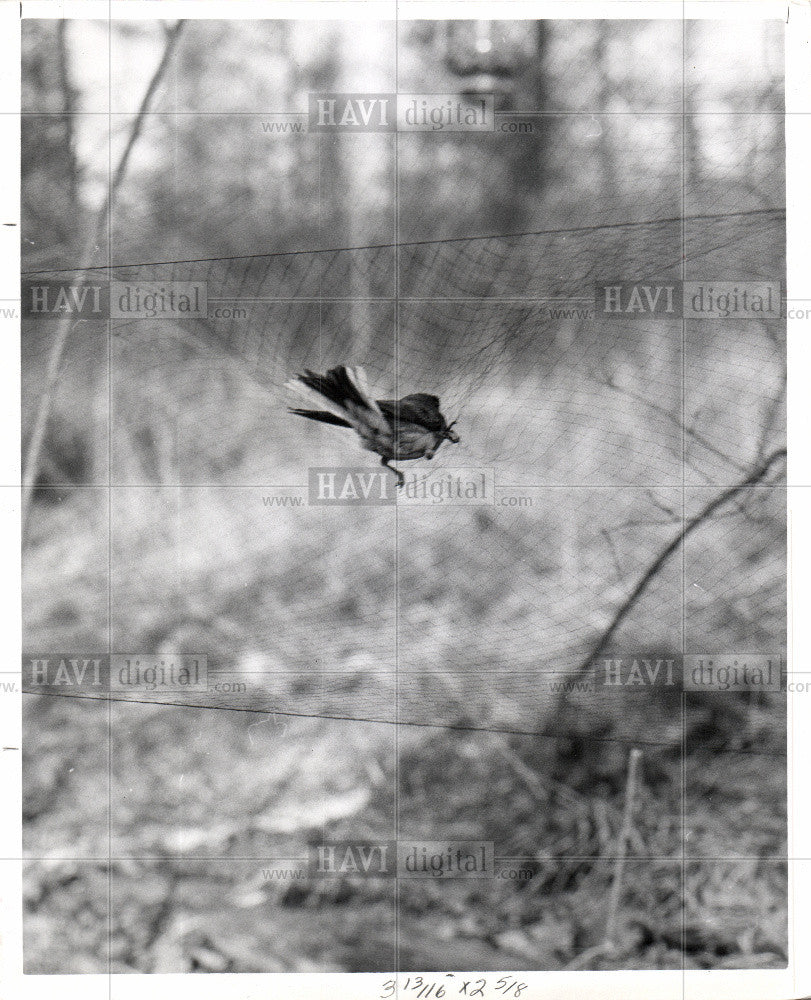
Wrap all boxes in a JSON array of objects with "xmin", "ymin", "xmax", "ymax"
[{"xmin": 446, "ymin": 420, "xmax": 460, "ymax": 444}]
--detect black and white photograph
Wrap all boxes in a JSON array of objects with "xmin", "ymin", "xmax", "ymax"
[{"xmin": 6, "ymin": 2, "xmax": 810, "ymax": 995}]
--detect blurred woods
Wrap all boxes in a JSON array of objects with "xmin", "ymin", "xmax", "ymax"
[
  {"xmin": 21, "ymin": 18, "xmax": 785, "ymax": 666},
  {"xmin": 21, "ymin": 19, "xmax": 787, "ymax": 972},
  {"xmin": 22, "ymin": 19, "xmax": 784, "ymax": 261}
]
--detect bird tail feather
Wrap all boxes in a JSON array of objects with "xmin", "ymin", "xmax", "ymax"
[
  {"xmin": 284, "ymin": 376, "xmax": 350, "ymax": 424},
  {"xmin": 288, "ymin": 408, "xmax": 352, "ymax": 428}
]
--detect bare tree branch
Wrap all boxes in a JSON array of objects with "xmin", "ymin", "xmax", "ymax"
[
  {"xmin": 56, "ymin": 21, "xmax": 78, "ymax": 208},
  {"xmin": 601, "ymin": 375, "xmax": 750, "ymax": 476},
  {"xmin": 570, "ymin": 446, "xmax": 786, "ymax": 680},
  {"xmin": 21, "ymin": 21, "xmax": 185, "ymax": 542},
  {"xmin": 757, "ymin": 367, "xmax": 786, "ymax": 463},
  {"xmin": 109, "ymin": 21, "xmax": 184, "ymax": 200}
]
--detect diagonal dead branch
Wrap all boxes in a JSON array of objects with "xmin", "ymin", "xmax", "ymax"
[
  {"xmin": 571, "ymin": 446, "xmax": 786, "ymax": 680},
  {"xmin": 21, "ymin": 21, "xmax": 185, "ymax": 543}
]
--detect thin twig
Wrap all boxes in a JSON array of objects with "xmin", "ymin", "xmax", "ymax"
[
  {"xmin": 604, "ymin": 748, "xmax": 643, "ymax": 946},
  {"xmin": 21, "ymin": 21, "xmax": 184, "ymax": 542}
]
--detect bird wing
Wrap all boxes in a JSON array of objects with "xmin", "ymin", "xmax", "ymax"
[
  {"xmin": 342, "ymin": 366, "xmax": 392, "ymax": 441},
  {"xmin": 347, "ymin": 366, "xmax": 385, "ymax": 421},
  {"xmin": 378, "ymin": 393, "xmax": 444, "ymax": 431}
]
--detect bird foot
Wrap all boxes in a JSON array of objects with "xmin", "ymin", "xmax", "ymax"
[{"xmin": 381, "ymin": 458, "xmax": 405, "ymax": 489}]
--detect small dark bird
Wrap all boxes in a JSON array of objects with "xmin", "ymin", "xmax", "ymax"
[{"xmin": 287, "ymin": 365, "xmax": 459, "ymax": 487}]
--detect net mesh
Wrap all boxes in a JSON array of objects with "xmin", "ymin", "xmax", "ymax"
[{"xmin": 22, "ymin": 208, "xmax": 786, "ymax": 741}]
